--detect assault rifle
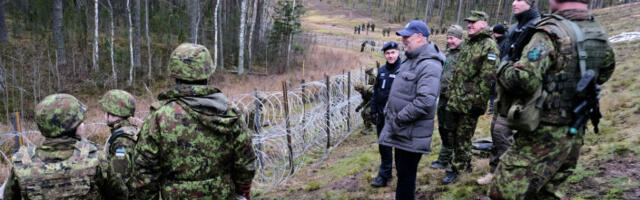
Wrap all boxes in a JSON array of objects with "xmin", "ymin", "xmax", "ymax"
[
  {"xmin": 503, "ymin": 24, "xmax": 537, "ymax": 62},
  {"xmin": 570, "ymin": 69, "xmax": 602, "ymax": 135}
]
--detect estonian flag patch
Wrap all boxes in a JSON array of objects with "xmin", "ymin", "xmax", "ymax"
[{"xmin": 488, "ymin": 54, "xmax": 497, "ymax": 61}]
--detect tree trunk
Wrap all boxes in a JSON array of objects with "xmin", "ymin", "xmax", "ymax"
[
  {"xmin": 133, "ymin": 0, "xmax": 142, "ymax": 69},
  {"xmin": 438, "ymin": 0, "xmax": 445, "ymax": 30},
  {"xmin": 0, "ymin": 0, "xmax": 8, "ymax": 43},
  {"xmin": 108, "ymin": 0, "xmax": 116, "ymax": 88},
  {"xmin": 92, "ymin": 0, "xmax": 99, "ymax": 71},
  {"xmin": 494, "ymin": 0, "xmax": 503, "ymax": 25},
  {"xmin": 127, "ymin": 0, "xmax": 135, "ymax": 86},
  {"xmin": 52, "ymin": 0, "xmax": 66, "ymax": 66},
  {"xmin": 456, "ymin": 0, "xmax": 463, "ymax": 24},
  {"xmin": 238, "ymin": 0, "xmax": 247, "ymax": 74},
  {"xmin": 384, "ymin": 0, "xmax": 388, "ymax": 19},
  {"xmin": 145, "ymin": 0, "xmax": 152, "ymax": 80},
  {"xmin": 214, "ymin": 0, "xmax": 220, "ymax": 71},
  {"xmin": 286, "ymin": 0, "xmax": 297, "ymax": 72},
  {"xmin": 188, "ymin": 0, "xmax": 200, "ymax": 43},
  {"xmin": 248, "ymin": 0, "xmax": 258, "ymax": 72}
]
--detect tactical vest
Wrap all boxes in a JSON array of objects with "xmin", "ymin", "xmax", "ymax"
[
  {"xmin": 536, "ymin": 14, "xmax": 609, "ymax": 125},
  {"xmin": 12, "ymin": 141, "xmax": 99, "ymax": 199}
]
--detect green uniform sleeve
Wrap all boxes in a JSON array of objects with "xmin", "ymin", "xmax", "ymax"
[
  {"xmin": 96, "ymin": 153, "xmax": 128, "ymax": 200},
  {"xmin": 477, "ymin": 39, "xmax": 500, "ymax": 105},
  {"xmin": 130, "ymin": 113, "xmax": 163, "ymax": 199},
  {"xmin": 498, "ymin": 32, "xmax": 554, "ymax": 95},
  {"xmin": 598, "ymin": 45, "xmax": 615, "ymax": 84},
  {"xmin": 231, "ymin": 118, "xmax": 257, "ymax": 188},
  {"xmin": 3, "ymin": 170, "xmax": 21, "ymax": 200}
]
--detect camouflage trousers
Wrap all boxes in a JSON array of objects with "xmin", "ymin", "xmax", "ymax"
[
  {"xmin": 435, "ymin": 97, "xmax": 454, "ymax": 164},
  {"xmin": 361, "ymin": 107, "xmax": 375, "ymax": 130},
  {"xmin": 489, "ymin": 125, "xmax": 582, "ymax": 200},
  {"xmin": 489, "ymin": 114, "xmax": 514, "ymax": 172},
  {"xmin": 450, "ymin": 111, "xmax": 482, "ymax": 172}
]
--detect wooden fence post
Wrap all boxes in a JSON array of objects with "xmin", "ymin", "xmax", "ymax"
[
  {"xmin": 282, "ymin": 81, "xmax": 294, "ymax": 175},
  {"xmin": 253, "ymin": 89, "xmax": 265, "ymax": 181},
  {"xmin": 325, "ymin": 75, "xmax": 331, "ymax": 150},
  {"xmin": 347, "ymin": 72, "xmax": 351, "ymax": 132},
  {"xmin": 11, "ymin": 112, "xmax": 23, "ymax": 153}
]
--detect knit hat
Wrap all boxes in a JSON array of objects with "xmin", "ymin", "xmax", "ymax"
[{"xmin": 446, "ymin": 25, "xmax": 465, "ymax": 39}]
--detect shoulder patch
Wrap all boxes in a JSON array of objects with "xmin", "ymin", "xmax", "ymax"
[
  {"xmin": 527, "ymin": 48, "xmax": 542, "ymax": 61},
  {"xmin": 115, "ymin": 148, "xmax": 126, "ymax": 157},
  {"xmin": 488, "ymin": 54, "xmax": 497, "ymax": 61}
]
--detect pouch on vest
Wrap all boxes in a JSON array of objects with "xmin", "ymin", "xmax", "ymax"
[{"xmin": 506, "ymin": 87, "xmax": 542, "ymax": 132}]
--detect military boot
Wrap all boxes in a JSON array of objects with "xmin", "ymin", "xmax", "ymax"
[
  {"xmin": 430, "ymin": 160, "xmax": 449, "ymax": 169},
  {"xmin": 442, "ymin": 168, "xmax": 457, "ymax": 184}
]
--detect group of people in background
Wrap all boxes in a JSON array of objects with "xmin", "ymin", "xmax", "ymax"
[
  {"xmin": 355, "ymin": 0, "xmax": 615, "ymax": 199},
  {"xmin": 354, "ymin": 22, "xmax": 376, "ymax": 34}
]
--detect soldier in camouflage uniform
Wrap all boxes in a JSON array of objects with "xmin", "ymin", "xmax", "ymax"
[
  {"xmin": 365, "ymin": 67, "xmax": 376, "ymax": 85},
  {"xmin": 431, "ymin": 25, "xmax": 465, "ymax": 170},
  {"xmin": 442, "ymin": 11, "xmax": 500, "ymax": 184},
  {"xmin": 355, "ymin": 83, "xmax": 374, "ymax": 134},
  {"xmin": 3, "ymin": 94, "xmax": 128, "ymax": 200},
  {"xmin": 100, "ymin": 89, "xmax": 139, "ymax": 187},
  {"xmin": 130, "ymin": 43, "xmax": 256, "ymax": 199},
  {"xmin": 489, "ymin": 0, "xmax": 615, "ymax": 198}
]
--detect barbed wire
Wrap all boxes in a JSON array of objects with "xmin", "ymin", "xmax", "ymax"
[
  {"xmin": 609, "ymin": 32, "xmax": 640, "ymax": 43},
  {"xmin": 0, "ymin": 71, "xmax": 369, "ymax": 193}
]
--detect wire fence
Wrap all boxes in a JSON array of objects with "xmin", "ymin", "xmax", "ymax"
[{"xmin": 0, "ymin": 71, "xmax": 371, "ymax": 193}]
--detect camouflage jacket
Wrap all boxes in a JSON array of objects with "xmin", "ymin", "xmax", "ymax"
[
  {"xmin": 4, "ymin": 137, "xmax": 128, "ymax": 200},
  {"xmin": 497, "ymin": 9, "xmax": 615, "ymax": 124},
  {"xmin": 105, "ymin": 119, "xmax": 138, "ymax": 186},
  {"xmin": 357, "ymin": 85, "xmax": 374, "ymax": 110},
  {"xmin": 446, "ymin": 28, "xmax": 500, "ymax": 113},
  {"xmin": 130, "ymin": 84, "xmax": 256, "ymax": 199},
  {"xmin": 440, "ymin": 44, "xmax": 463, "ymax": 98}
]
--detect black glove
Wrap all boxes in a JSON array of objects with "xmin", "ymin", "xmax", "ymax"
[
  {"xmin": 471, "ymin": 106, "xmax": 486, "ymax": 117},
  {"xmin": 355, "ymin": 106, "xmax": 362, "ymax": 112}
]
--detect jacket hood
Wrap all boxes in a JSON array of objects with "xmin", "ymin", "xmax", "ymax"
[
  {"xmin": 406, "ymin": 42, "xmax": 446, "ymax": 65},
  {"xmin": 159, "ymin": 84, "xmax": 241, "ymax": 131}
]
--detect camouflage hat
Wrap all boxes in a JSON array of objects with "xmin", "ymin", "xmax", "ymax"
[
  {"xmin": 169, "ymin": 43, "xmax": 215, "ymax": 81},
  {"xmin": 464, "ymin": 11, "xmax": 489, "ymax": 22},
  {"xmin": 365, "ymin": 67, "xmax": 375, "ymax": 76},
  {"xmin": 35, "ymin": 94, "xmax": 87, "ymax": 138},
  {"xmin": 354, "ymin": 83, "xmax": 365, "ymax": 91},
  {"xmin": 447, "ymin": 25, "xmax": 465, "ymax": 39},
  {"xmin": 100, "ymin": 89, "xmax": 136, "ymax": 117}
]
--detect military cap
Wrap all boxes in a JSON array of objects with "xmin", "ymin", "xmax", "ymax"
[
  {"xmin": 382, "ymin": 41, "xmax": 399, "ymax": 52},
  {"xmin": 464, "ymin": 11, "xmax": 489, "ymax": 22}
]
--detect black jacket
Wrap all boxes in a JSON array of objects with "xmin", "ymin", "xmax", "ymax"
[
  {"xmin": 502, "ymin": 7, "xmax": 541, "ymax": 61},
  {"xmin": 371, "ymin": 60, "xmax": 401, "ymax": 114}
]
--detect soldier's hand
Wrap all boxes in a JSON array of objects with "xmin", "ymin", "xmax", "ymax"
[{"xmin": 355, "ymin": 106, "xmax": 361, "ymax": 112}]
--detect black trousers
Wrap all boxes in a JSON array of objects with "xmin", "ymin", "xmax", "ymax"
[
  {"xmin": 394, "ymin": 148, "xmax": 423, "ymax": 200},
  {"xmin": 375, "ymin": 114, "xmax": 394, "ymax": 179}
]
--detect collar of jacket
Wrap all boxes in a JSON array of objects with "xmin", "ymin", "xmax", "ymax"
[
  {"xmin": 553, "ymin": 9, "xmax": 592, "ymax": 21},
  {"xmin": 515, "ymin": 7, "xmax": 541, "ymax": 28},
  {"xmin": 386, "ymin": 59, "xmax": 401, "ymax": 70},
  {"xmin": 405, "ymin": 43, "xmax": 430, "ymax": 59},
  {"xmin": 109, "ymin": 119, "xmax": 133, "ymax": 132},
  {"xmin": 469, "ymin": 28, "xmax": 492, "ymax": 42},
  {"xmin": 158, "ymin": 84, "xmax": 221, "ymax": 100}
]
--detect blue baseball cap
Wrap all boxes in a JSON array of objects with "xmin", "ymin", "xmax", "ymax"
[
  {"xmin": 396, "ymin": 20, "xmax": 431, "ymax": 37},
  {"xmin": 382, "ymin": 41, "xmax": 399, "ymax": 52}
]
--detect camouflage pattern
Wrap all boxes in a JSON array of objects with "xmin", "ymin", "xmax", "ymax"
[
  {"xmin": 434, "ymin": 44, "xmax": 464, "ymax": 164},
  {"xmin": 169, "ymin": 43, "xmax": 216, "ymax": 81},
  {"xmin": 464, "ymin": 11, "xmax": 489, "ymax": 22},
  {"xmin": 105, "ymin": 119, "xmax": 139, "ymax": 188},
  {"xmin": 4, "ymin": 139, "xmax": 128, "ymax": 200},
  {"xmin": 445, "ymin": 28, "xmax": 499, "ymax": 172},
  {"xmin": 490, "ymin": 9, "xmax": 615, "ymax": 199},
  {"xmin": 100, "ymin": 89, "xmax": 136, "ymax": 117},
  {"xmin": 131, "ymin": 84, "xmax": 256, "ymax": 199},
  {"xmin": 355, "ymin": 84, "xmax": 374, "ymax": 132},
  {"xmin": 446, "ymin": 28, "xmax": 499, "ymax": 113},
  {"xmin": 365, "ymin": 67, "xmax": 376, "ymax": 85},
  {"xmin": 34, "ymin": 94, "xmax": 87, "ymax": 138}
]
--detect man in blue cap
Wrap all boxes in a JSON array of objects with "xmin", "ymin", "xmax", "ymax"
[
  {"xmin": 370, "ymin": 41, "xmax": 401, "ymax": 188},
  {"xmin": 378, "ymin": 20, "xmax": 444, "ymax": 200}
]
